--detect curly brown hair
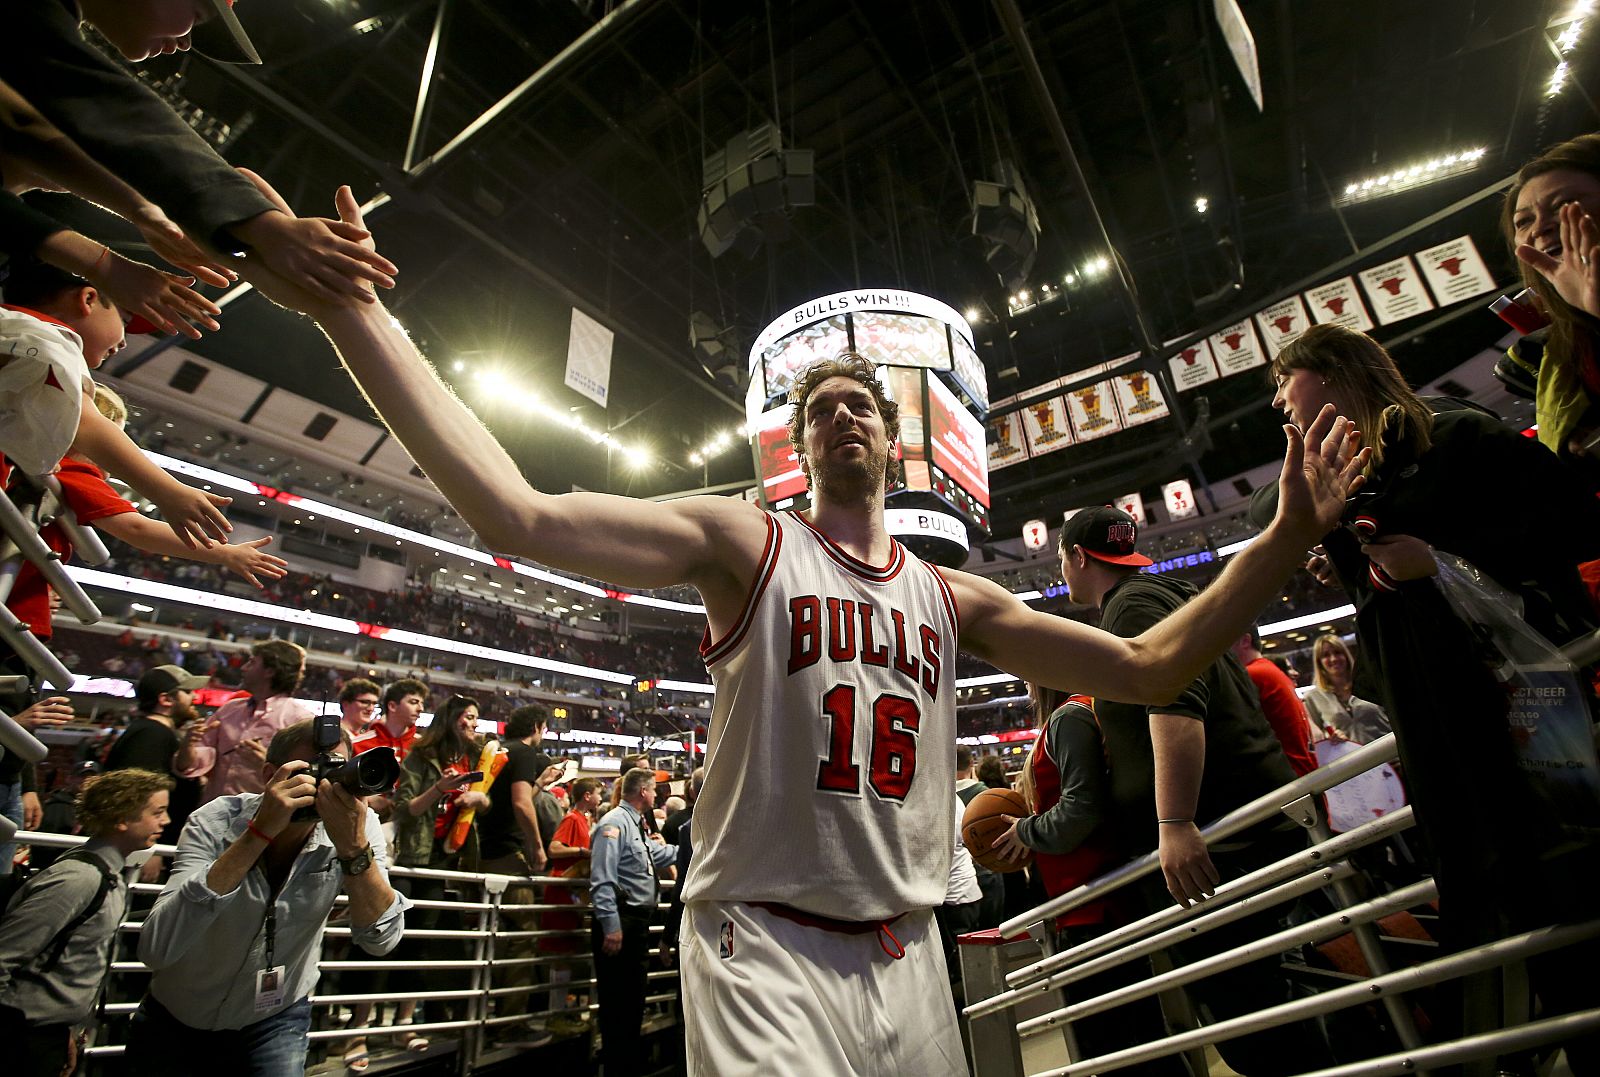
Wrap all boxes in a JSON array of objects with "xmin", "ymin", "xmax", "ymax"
[
  {"xmin": 785, "ymin": 352, "xmax": 902, "ymax": 489},
  {"xmin": 76, "ymin": 769, "xmax": 172, "ymax": 838},
  {"xmin": 253, "ymin": 639, "xmax": 307, "ymax": 696}
]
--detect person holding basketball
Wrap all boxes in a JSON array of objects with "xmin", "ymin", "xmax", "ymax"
[{"xmin": 227, "ymin": 176, "xmax": 1367, "ymax": 1076}]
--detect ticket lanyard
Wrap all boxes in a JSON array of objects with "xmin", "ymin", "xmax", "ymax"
[{"xmin": 263, "ymin": 903, "xmax": 276, "ymax": 971}]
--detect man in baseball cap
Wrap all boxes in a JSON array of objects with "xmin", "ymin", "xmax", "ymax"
[
  {"xmin": 135, "ymin": 665, "xmax": 211, "ymax": 710},
  {"xmin": 1058, "ymin": 505, "xmax": 1153, "ymax": 580},
  {"xmin": 1054, "ymin": 502, "xmax": 1331, "ymax": 1072}
]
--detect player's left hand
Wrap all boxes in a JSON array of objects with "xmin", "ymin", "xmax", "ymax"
[
  {"xmin": 989, "ymin": 816, "xmax": 1031, "ymax": 864},
  {"xmin": 1363, "ymin": 534, "xmax": 1438, "ymax": 582},
  {"xmin": 602, "ymin": 929, "xmax": 623, "ymax": 955},
  {"xmin": 1275, "ymin": 405, "xmax": 1372, "ymax": 547}
]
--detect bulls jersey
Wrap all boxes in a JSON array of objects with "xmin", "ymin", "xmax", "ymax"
[{"xmin": 683, "ymin": 510, "xmax": 960, "ymax": 921}]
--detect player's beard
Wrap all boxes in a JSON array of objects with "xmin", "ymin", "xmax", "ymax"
[{"xmin": 808, "ymin": 441, "xmax": 889, "ymax": 504}]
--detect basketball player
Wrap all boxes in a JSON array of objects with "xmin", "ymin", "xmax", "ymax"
[{"xmin": 233, "ymin": 179, "xmax": 1370, "ymax": 1076}]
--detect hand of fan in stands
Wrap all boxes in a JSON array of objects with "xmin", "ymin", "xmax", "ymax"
[{"xmin": 14, "ymin": 695, "xmax": 73, "ymax": 729}]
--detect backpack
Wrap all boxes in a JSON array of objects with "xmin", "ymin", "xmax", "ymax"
[{"xmin": 0, "ymin": 848, "xmax": 119, "ymax": 973}]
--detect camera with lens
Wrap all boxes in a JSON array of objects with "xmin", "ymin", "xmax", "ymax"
[{"xmin": 292, "ymin": 713, "xmax": 401, "ymax": 820}]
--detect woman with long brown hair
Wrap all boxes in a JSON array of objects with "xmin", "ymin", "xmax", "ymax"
[{"xmin": 1257, "ymin": 322, "xmax": 1600, "ymax": 1067}]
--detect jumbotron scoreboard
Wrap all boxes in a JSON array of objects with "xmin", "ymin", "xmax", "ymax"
[{"xmin": 746, "ymin": 289, "xmax": 990, "ymax": 568}]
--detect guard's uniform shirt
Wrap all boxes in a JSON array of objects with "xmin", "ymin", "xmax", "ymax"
[{"xmin": 589, "ymin": 802, "xmax": 675, "ymax": 934}]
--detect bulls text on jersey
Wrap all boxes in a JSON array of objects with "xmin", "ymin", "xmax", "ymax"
[{"xmin": 785, "ymin": 595, "xmax": 942, "ymax": 700}]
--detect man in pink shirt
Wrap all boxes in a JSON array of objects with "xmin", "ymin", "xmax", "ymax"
[{"xmin": 175, "ymin": 640, "xmax": 311, "ymax": 803}]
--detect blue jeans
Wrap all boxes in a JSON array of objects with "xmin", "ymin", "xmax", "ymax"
[
  {"xmin": 0, "ymin": 780, "xmax": 22, "ymax": 876},
  {"xmin": 126, "ymin": 994, "xmax": 312, "ymax": 1077}
]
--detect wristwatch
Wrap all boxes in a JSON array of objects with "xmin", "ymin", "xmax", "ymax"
[{"xmin": 337, "ymin": 845, "xmax": 373, "ymax": 877}]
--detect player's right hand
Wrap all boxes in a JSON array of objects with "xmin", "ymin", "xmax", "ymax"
[
  {"xmin": 254, "ymin": 760, "xmax": 317, "ymax": 839},
  {"xmin": 231, "ymin": 178, "xmax": 396, "ymax": 307},
  {"xmin": 602, "ymin": 929, "xmax": 623, "ymax": 956}
]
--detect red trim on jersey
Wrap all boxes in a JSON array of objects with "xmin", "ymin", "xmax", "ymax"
[
  {"xmin": 701, "ymin": 512, "xmax": 782, "ymax": 667},
  {"xmin": 792, "ymin": 511, "xmax": 905, "ymax": 582},
  {"xmin": 922, "ymin": 562, "xmax": 960, "ymax": 640}
]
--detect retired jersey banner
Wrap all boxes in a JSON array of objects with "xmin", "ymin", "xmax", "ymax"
[
  {"xmin": 1416, "ymin": 235, "xmax": 1497, "ymax": 306},
  {"xmin": 1305, "ymin": 277, "xmax": 1374, "ymax": 332},
  {"xmin": 1111, "ymin": 370, "xmax": 1169, "ymax": 426},
  {"xmin": 1020, "ymin": 395, "xmax": 1075, "ymax": 456},
  {"xmin": 1114, "ymin": 492, "xmax": 1146, "ymax": 524},
  {"xmin": 1359, "ymin": 256, "xmax": 1435, "ymax": 325},
  {"xmin": 564, "ymin": 307, "xmax": 614, "ymax": 408},
  {"xmin": 987, "ymin": 412, "xmax": 1030, "ymax": 470},
  {"xmin": 1210, "ymin": 318, "xmax": 1267, "ymax": 375},
  {"xmin": 1162, "ymin": 478, "xmax": 1199, "ymax": 520},
  {"xmin": 1021, "ymin": 518, "xmax": 1050, "ymax": 552},
  {"xmin": 1255, "ymin": 295, "xmax": 1311, "ymax": 358},
  {"xmin": 1169, "ymin": 339, "xmax": 1220, "ymax": 391},
  {"xmin": 1065, "ymin": 381, "xmax": 1123, "ymax": 442}
]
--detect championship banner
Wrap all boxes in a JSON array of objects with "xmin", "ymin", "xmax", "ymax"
[
  {"xmin": 564, "ymin": 307, "xmax": 614, "ymax": 407},
  {"xmin": 1162, "ymin": 479, "xmax": 1199, "ymax": 520},
  {"xmin": 1169, "ymin": 338, "xmax": 1220, "ymax": 391},
  {"xmin": 1359, "ymin": 256, "xmax": 1435, "ymax": 325},
  {"xmin": 1020, "ymin": 394, "xmax": 1076, "ymax": 455},
  {"xmin": 987, "ymin": 412, "xmax": 1031, "ymax": 470},
  {"xmin": 1113, "ymin": 492, "xmax": 1146, "ymax": 524},
  {"xmin": 1305, "ymin": 277, "xmax": 1374, "ymax": 332},
  {"xmin": 1210, "ymin": 318, "xmax": 1267, "ymax": 374},
  {"xmin": 1254, "ymin": 294, "xmax": 1311, "ymax": 358},
  {"xmin": 1065, "ymin": 380, "xmax": 1123, "ymax": 441},
  {"xmin": 1416, "ymin": 235, "xmax": 1497, "ymax": 306},
  {"xmin": 1110, "ymin": 369, "xmax": 1170, "ymax": 426}
]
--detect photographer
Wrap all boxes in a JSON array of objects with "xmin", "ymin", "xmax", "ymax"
[{"xmin": 127, "ymin": 720, "xmax": 407, "ymax": 1076}]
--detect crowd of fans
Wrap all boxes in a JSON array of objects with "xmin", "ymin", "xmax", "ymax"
[{"xmin": 0, "ymin": 6, "xmax": 1598, "ymax": 1074}]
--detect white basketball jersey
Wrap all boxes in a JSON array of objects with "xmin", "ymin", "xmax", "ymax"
[{"xmin": 683, "ymin": 510, "xmax": 959, "ymax": 920}]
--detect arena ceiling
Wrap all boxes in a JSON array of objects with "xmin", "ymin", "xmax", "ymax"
[{"xmin": 46, "ymin": 0, "xmax": 1596, "ymax": 541}]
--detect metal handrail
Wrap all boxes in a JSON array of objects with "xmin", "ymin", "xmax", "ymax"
[
  {"xmin": 1035, "ymin": 919, "xmax": 1600, "ymax": 1077},
  {"xmin": 994, "ymin": 806, "xmax": 1413, "ymax": 998},
  {"xmin": 999, "ymin": 733, "xmax": 1400, "ymax": 937},
  {"xmin": 10, "ymin": 826, "xmax": 680, "ymax": 1064}
]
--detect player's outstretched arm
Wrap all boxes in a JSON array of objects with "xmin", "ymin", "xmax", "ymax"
[
  {"xmin": 952, "ymin": 410, "xmax": 1370, "ymax": 703},
  {"xmin": 232, "ymin": 176, "xmax": 765, "ymax": 597}
]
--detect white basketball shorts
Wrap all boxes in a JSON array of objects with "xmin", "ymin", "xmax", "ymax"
[{"xmin": 680, "ymin": 899, "xmax": 968, "ymax": 1077}]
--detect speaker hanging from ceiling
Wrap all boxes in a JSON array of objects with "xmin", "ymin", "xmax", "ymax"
[
  {"xmin": 971, "ymin": 159, "xmax": 1040, "ymax": 289},
  {"xmin": 697, "ymin": 123, "xmax": 815, "ymax": 259}
]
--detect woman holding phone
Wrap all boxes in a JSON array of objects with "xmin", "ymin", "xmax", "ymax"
[{"xmin": 385, "ymin": 695, "xmax": 488, "ymax": 1049}]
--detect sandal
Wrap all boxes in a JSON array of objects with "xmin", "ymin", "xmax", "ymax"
[
  {"xmin": 342, "ymin": 1038, "xmax": 370, "ymax": 1073},
  {"xmin": 405, "ymin": 1031, "xmax": 431, "ymax": 1052}
]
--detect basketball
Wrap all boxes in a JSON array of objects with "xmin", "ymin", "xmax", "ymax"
[{"xmin": 962, "ymin": 787, "xmax": 1033, "ymax": 874}]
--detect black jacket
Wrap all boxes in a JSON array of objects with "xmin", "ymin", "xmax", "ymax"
[{"xmin": 7, "ymin": 0, "xmax": 276, "ymax": 251}]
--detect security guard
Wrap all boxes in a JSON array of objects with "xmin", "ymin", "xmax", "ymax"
[{"xmin": 590, "ymin": 765, "xmax": 675, "ymax": 1073}]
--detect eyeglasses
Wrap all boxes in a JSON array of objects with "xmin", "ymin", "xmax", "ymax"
[{"xmin": 352, "ymin": 697, "xmax": 379, "ymax": 708}]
